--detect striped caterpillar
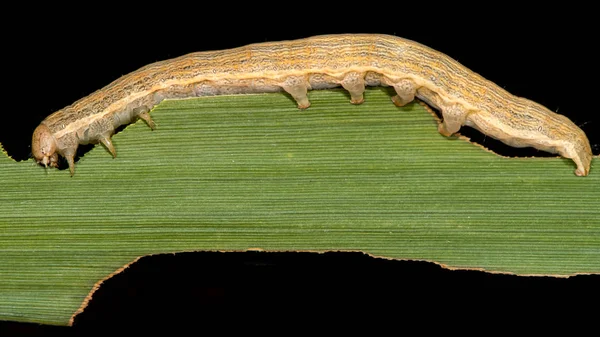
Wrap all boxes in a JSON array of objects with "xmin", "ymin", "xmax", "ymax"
[{"xmin": 32, "ymin": 34, "xmax": 592, "ymax": 176}]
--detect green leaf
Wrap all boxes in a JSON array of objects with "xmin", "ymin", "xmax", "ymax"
[{"xmin": 1, "ymin": 88, "xmax": 598, "ymax": 325}]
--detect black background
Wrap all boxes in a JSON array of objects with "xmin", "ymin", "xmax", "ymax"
[{"xmin": 1, "ymin": 4, "xmax": 599, "ymax": 335}]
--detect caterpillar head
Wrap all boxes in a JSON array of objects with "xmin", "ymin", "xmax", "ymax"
[{"xmin": 32, "ymin": 124, "xmax": 58, "ymax": 169}]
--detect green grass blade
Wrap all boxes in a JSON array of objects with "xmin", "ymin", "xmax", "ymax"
[{"xmin": 1, "ymin": 88, "xmax": 599, "ymax": 325}]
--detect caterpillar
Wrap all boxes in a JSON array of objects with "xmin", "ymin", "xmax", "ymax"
[{"xmin": 32, "ymin": 34, "xmax": 592, "ymax": 176}]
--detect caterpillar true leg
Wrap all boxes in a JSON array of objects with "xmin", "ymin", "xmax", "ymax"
[
  {"xmin": 63, "ymin": 149, "xmax": 77, "ymax": 177},
  {"xmin": 137, "ymin": 112, "xmax": 156, "ymax": 130},
  {"xmin": 99, "ymin": 135, "xmax": 116, "ymax": 158}
]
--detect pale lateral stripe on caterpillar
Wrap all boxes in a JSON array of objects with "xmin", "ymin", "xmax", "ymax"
[{"xmin": 32, "ymin": 34, "xmax": 592, "ymax": 176}]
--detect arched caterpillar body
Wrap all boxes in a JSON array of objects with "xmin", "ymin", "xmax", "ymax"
[{"xmin": 32, "ymin": 34, "xmax": 592, "ymax": 176}]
